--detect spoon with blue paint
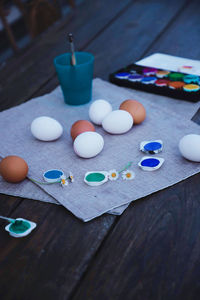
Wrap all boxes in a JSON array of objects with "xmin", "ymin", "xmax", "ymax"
[{"xmin": 0, "ymin": 215, "xmax": 37, "ymax": 238}]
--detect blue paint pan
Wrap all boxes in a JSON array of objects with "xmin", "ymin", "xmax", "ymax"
[
  {"xmin": 43, "ymin": 169, "xmax": 64, "ymax": 183},
  {"xmin": 138, "ymin": 156, "xmax": 164, "ymax": 171},
  {"xmin": 140, "ymin": 140, "xmax": 163, "ymax": 154}
]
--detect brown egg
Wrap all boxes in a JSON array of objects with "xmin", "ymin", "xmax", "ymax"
[
  {"xmin": 0, "ymin": 156, "xmax": 28, "ymax": 183},
  {"xmin": 119, "ymin": 99, "xmax": 146, "ymax": 124},
  {"xmin": 70, "ymin": 120, "xmax": 95, "ymax": 141}
]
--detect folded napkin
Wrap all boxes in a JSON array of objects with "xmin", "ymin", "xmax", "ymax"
[{"xmin": 0, "ymin": 78, "xmax": 200, "ymax": 221}]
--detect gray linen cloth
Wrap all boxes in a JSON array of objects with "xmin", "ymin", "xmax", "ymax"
[{"xmin": 0, "ymin": 78, "xmax": 200, "ymax": 221}]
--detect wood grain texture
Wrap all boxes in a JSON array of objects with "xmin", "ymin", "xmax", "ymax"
[
  {"xmin": 72, "ymin": 175, "xmax": 200, "ymax": 300},
  {"xmin": 33, "ymin": 0, "xmax": 188, "ymax": 98},
  {"xmin": 0, "ymin": 199, "xmax": 115, "ymax": 300},
  {"xmin": 70, "ymin": 1, "xmax": 200, "ymax": 299},
  {"xmin": 85, "ymin": 0, "xmax": 189, "ymax": 79},
  {"xmin": 0, "ymin": 0, "xmax": 199, "ymax": 299},
  {"xmin": 0, "ymin": 0, "xmax": 132, "ymax": 110},
  {"xmin": 143, "ymin": 0, "xmax": 200, "ymax": 60}
]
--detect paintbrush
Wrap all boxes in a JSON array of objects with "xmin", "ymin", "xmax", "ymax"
[
  {"xmin": 0, "ymin": 215, "xmax": 22, "ymax": 225},
  {"xmin": 68, "ymin": 33, "xmax": 76, "ymax": 66}
]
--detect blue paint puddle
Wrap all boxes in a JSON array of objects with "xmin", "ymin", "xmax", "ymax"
[
  {"xmin": 141, "ymin": 158, "xmax": 160, "ymax": 167},
  {"xmin": 44, "ymin": 170, "xmax": 63, "ymax": 179},
  {"xmin": 144, "ymin": 142, "xmax": 162, "ymax": 152}
]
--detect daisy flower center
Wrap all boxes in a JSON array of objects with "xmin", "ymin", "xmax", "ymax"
[
  {"xmin": 61, "ymin": 179, "xmax": 66, "ymax": 184},
  {"xmin": 126, "ymin": 173, "xmax": 131, "ymax": 178},
  {"xmin": 111, "ymin": 173, "xmax": 116, "ymax": 178}
]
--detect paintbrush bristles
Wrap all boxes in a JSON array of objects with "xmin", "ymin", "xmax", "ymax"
[{"xmin": 68, "ymin": 33, "xmax": 73, "ymax": 43}]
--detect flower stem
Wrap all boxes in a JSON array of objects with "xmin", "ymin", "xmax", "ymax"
[
  {"xmin": 29, "ymin": 178, "xmax": 61, "ymax": 185},
  {"xmin": 118, "ymin": 161, "xmax": 133, "ymax": 174}
]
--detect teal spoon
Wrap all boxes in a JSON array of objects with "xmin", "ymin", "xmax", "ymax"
[
  {"xmin": 0, "ymin": 215, "xmax": 24, "ymax": 227},
  {"xmin": 0, "ymin": 215, "xmax": 16, "ymax": 223}
]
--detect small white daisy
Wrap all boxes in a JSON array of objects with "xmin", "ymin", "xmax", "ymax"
[
  {"xmin": 60, "ymin": 175, "xmax": 68, "ymax": 187},
  {"xmin": 69, "ymin": 172, "xmax": 74, "ymax": 183},
  {"xmin": 122, "ymin": 170, "xmax": 135, "ymax": 180},
  {"xmin": 108, "ymin": 169, "xmax": 119, "ymax": 181}
]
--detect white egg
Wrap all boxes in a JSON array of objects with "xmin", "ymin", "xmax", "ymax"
[
  {"xmin": 73, "ymin": 132, "xmax": 104, "ymax": 158},
  {"xmin": 89, "ymin": 99, "xmax": 112, "ymax": 125},
  {"xmin": 102, "ymin": 110, "xmax": 133, "ymax": 134},
  {"xmin": 31, "ymin": 116, "xmax": 63, "ymax": 141},
  {"xmin": 179, "ymin": 134, "xmax": 200, "ymax": 162}
]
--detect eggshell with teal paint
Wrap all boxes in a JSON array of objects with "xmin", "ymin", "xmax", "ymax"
[
  {"xmin": 5, "ymin": 218, "xmax": 37, "ymax": 238},
  {"xmin": 84, "ymin": 171, "xmax": 108, "ymax": 186}
]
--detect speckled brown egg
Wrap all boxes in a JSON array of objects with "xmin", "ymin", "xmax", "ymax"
[
  {"xmin": 119, "ymin": 99, "xmax": 146, "ymax": 124},
  {"xmin": 71, "ymin": 120, "xmax": 95, "ymax": 141},
  {"xmin": 0, "ymin": 156, "xmax": 28, "ymax": 183}
]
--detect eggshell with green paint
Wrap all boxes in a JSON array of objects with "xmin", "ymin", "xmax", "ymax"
[
  {"xmin": 84, "ymin": 171, "xmax": 108, "ymax": 186},
  {"xmin": 5, "ymin": 218, "xmax": 37, "ymax": 238}
]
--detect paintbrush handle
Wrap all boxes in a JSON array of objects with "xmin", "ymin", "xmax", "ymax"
[
  {"xmin": 0, "ymin": 216, "xmax": 15, "ymax": 223},
  {"xmin": 68, "ymin": 33, "xmax": 76, "ymax": 66}
]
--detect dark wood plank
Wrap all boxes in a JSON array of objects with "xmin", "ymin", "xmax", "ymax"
[
  {"xmin": 0, "ymin": 1, "xmax": 135, "ymax": 298},
  {"xmin": 0, "ymin": 195, "xmax": 22, "ymax": 216},
  {"xmin": 0, "ymin": 0, "xmax": 132, "ymax": 110},
  {"xmin": 33, "ymin": 0, "xmax": 188, "ymax": 98},
  {"xmin": 70, "ymin": 1, "xmax": 200, "ymax": 299},
  {"xmin": 72, "ymin": 174, "xmax": 200, "ymax": 300},
  {"xmin": 85, "ymin": 0, "xmax": 189, "ymax": 79},
  {"xmin": 0, "ymin": 0, "xmax": 194, "ymax": 299},
  {"xmin": 142, "ymin": 0, "xmax": 200, "ymax": 60},
  {"xmin": 0, "ymin": 199, "xmax": 116, "ymax": 300}
]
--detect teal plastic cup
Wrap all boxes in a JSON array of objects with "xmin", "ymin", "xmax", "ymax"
[{"xmin": 54, "ymin": 52, "xmax": 94, "ymax": 105}]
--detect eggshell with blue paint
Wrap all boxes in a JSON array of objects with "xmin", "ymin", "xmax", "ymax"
[
  {"xmin": 43, "ymin": 169, "xmax": 64, "ymax": 183},
  {"xmin": 102, "ymin": 110, "xmax": 133, "ymax": 134},
  {"xmin": 138, "ymin": 156, "xmax": 164, "ymax": 171},
  {"xmin": 140, "ymin": 140, "xmax": 163, "ymax": 154}
]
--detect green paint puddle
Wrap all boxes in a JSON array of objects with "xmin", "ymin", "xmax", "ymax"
[
  {"xmin": 9, "ymin": 220, "xmax": 31, "ymax": 234},
  {"xmin": 86, "ymin": 173, "xmax": 105, "ymax": 182}
]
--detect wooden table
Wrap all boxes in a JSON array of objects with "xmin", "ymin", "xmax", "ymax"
[{"xmin": 1, "ymin": 0, "xmax": 200, "ymax": 299}]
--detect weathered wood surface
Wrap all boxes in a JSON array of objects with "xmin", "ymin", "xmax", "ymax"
[
  {"xmin": 72, "ymin": 174, "xmax": 200, "ymax": 300},
  {"xmin": 1, "ymin": 0, "xmax": 200, "ymax": 299},
  {"xmin": 0, "ymin": 0, "xmax": 132, "ymax": 110}
]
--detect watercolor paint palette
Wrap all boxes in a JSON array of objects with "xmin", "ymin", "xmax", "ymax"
[{"xmin": 109, "ymin": 64, "xmax": 200, "ymax": 102}]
